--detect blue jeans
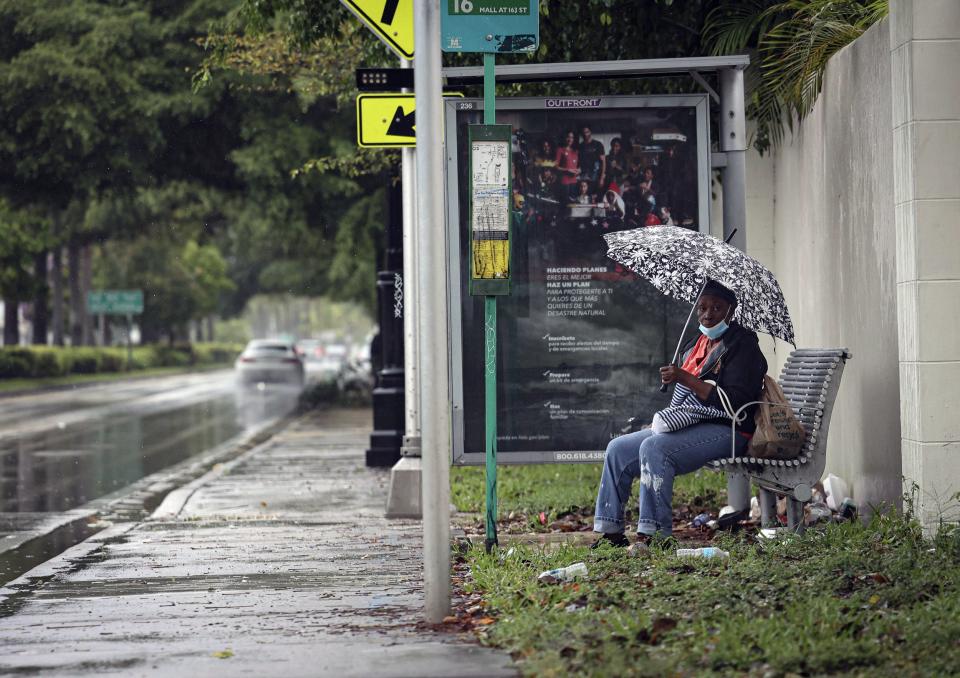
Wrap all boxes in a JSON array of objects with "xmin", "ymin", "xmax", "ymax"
[{"xmin": 593, "ymin": 424, "xmax": 748, "ymax": 537}]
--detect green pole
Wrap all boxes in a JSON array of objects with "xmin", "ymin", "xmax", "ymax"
[{"xmin": 483, "ymin": 52, "xmax": 498, "ymax": 553}]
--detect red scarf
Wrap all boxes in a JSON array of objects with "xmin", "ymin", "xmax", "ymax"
[{"xmin": 681, "ymin": 335, "xmax": 712, "ymax": 376}]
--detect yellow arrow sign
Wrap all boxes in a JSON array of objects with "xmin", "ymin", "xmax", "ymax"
[
  {"xmin": 340, "ymin": 0, "xmax": 414, "ymax": 60},
  {"xmin": 356, "ymin": 94, "xmax": 417, "ymax": 148},
  {"xmin": 356, "ymin": 93, "xmax": 462, "ymax": 148}
]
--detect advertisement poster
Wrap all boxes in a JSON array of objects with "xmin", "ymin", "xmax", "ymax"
[{"xmin": 445, "ymin": 96, "xmax": 711, "ymax": 464}]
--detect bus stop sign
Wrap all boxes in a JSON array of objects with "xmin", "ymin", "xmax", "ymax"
[{"xmin": 441, "ymin": 0, "xmax": 539, "ymax": 53}]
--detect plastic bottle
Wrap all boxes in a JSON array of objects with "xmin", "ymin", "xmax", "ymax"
[
  {"xmin": 675, "ymin": 547, "xmax": 729, "ymax": 559},
  {"xmin": 537, "ymin": 562, "xmax": 588, "ymax": 584}
]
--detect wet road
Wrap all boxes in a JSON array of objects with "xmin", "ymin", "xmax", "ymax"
[{"xmin": 0, "ymin": 372, "xmax": 301, "ymax": 513}]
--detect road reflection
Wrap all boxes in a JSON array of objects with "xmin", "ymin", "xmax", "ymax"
[
  {"xmin": 233, "ymin": 381, "xmax": 302, "ymax": 431},
  {"xmin": 0, "ymin": 380, "xmax": 300, "ymax": 514}
]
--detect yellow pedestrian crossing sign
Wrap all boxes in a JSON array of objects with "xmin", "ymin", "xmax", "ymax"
[
  {"xmin": 340, "ymin": 0, "xmax": 414, "ymax": 60},
  {"xmin": 356, "ymin": 94, "xmax": 417, "ymax": 148},
  {"xmin": 356, "ymin": 93, "xmax": 462, "ymax": 148}
]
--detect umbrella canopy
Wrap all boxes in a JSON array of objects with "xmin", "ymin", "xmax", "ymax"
[{"xmin": 604, "ymin": 225, "xmax": 795, "ymax": 345}]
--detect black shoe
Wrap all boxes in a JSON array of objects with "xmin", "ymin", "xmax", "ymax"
[
  {"xmin": 717, "ymin": 508, "xmax": 750, "ymax": 530},
  {"xmin": 590, "ymin": 532, "xmax": 629, "ymax": 549}
]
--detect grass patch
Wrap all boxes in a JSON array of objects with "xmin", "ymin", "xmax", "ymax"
[
  {"xmin": 451, "ymin": 463, "xmax": 725, "ymax": 531},
  {"xmin": 461, "ymin": 514, "xmax": 960, "ymax": 676}
]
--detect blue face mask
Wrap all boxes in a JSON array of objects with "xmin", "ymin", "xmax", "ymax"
[{"xmin": 699, "ymin": 320, "xmax": 729, "ymax": 340}]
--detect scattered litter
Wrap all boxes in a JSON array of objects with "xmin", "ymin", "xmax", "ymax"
[
  {"xmin": 626, "ymin": 542, "xmax": 649, "ymax": 558},
  {"xmin": 718, "ymin": 505, "xmax": 737, "ymax": 518},
  {"xmin": 676, "ymin": 547, "xmax": 729, "ymax": 559},
  {"xmin": 538, "ymin": 512, "xmax": 547, "ymax": 525},
  {"xmin": 538, "ymin": 562, "xmax": 588, "ymax": 584},
  {"xmin": 758, "ymin": 527, "xmax": 791, "ymax": 540},
  {"xmin": 805, "ymin": 504, "xmax": 832, "ymax": 525},
  {"xmin": 823, "ymin": 473, "xmax": 849, "ymax": 511},
  {"xmin": 259, "ymin": 501, "xmax": 268, "ymax": 508},
  {"xmin": 749, "ymin": 496, "xmax": 761, "ymax": 520},
  {"xmin": 690, "ymin": 512, "xmax": 712, "ymax": 528},
  {"xmin": 839, "ymin": 498, "xmax": 858, "ymax": 521}
]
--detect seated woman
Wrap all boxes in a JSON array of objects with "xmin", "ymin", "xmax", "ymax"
[{"xmin": 592, "ymin": 280, "xmax": 767, "ymax": 548}]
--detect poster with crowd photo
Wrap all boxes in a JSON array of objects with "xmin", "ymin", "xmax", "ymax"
[{"xmin": 444, "ymin": 95, "xmax": 711, "ymax": 464}]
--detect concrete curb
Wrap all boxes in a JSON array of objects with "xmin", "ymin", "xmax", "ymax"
[
  {"xmin": 149, "ymin": 432, "xmax": 282, "ymax": 520},
  {"xmin": 0, "ymin": 522, "xmax": 137, "ymax": 605}
]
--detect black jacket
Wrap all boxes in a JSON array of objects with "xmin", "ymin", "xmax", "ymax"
[{"xmin": 680, "ymin": 322, "xmax": 767, "ymax": 434}]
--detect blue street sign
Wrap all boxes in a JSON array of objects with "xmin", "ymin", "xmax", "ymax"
[{"xmin": 441, "ymin": 0, "xmax": 539, "ymax": 54}]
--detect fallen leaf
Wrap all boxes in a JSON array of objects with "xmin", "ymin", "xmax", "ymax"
[
  {"xmin": 442, "ymin": 615, "xmax": 458, "ymax": 624},
  {"xmin": 212, "ymin": 650, "xmax": 234, "ymax": 659},
  {"xmin": 476, "ymin": 617, "xmax": 495, "ymax": 625},
  {"xmin": 260, "ymin": 501, "xmax": 268, "ymax": 508},
  {"xmin": 652, "ymin": 617, "xmax": 678, "ymax": 634}
]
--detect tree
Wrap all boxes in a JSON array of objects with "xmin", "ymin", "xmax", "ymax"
[
  {"xmin": 0, "ymin": 0, "xmax": 166, "ymax": 344},
  {"xmin": 0, "ymin": 200, "xmax": 45, "ymax": 344},
  {"xmin": 96, "ymin": 233, "xmax": 234, "ymax": 343}
]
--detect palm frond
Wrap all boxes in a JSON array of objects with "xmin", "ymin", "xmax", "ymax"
[
  {"xmin": 703, "ymin": 0, "xmax": 889, "ymax": 154},
  {"xmin": 703, "ymin": 0, "xmax": 782, "ymax": 56}
]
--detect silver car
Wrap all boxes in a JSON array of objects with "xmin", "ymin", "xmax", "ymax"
[{"xmin": 235, "ymin": 340, "xmax": 305, "ymax": 386}]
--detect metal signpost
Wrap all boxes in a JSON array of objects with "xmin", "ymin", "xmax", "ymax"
[
  {"xmin": 443, "ymin": 0, "xmax": 538, "ymax": 552},
  {"xmin": 86, "ymin": 290, "xmax": 143, "ymax": 366}
]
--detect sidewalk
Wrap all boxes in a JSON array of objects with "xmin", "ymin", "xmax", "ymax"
[{"xmin": 0, "ymin": 408, "xmax": 516, "ymax": 677}]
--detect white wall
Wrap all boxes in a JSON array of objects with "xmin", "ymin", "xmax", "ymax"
[
  {"xmin": 740, "ymin": 19, "xmax": 903, "ymax": 511},
  {"xmin": 889, "ymin": 0, "xmax": 960, "ymax": 527}
]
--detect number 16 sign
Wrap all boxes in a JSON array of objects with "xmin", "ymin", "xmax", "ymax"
[{"xmin": 442, "ymin": 0, "xmax": 539, "ymax": 54}]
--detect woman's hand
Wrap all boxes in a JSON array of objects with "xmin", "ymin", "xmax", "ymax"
[
  {"xmin": 659, "ymin": 365, "xmax": 694, "ymax": 387},
  {"xmin": 661, "ymin": 365, "xmax": 715, "ymax": 401}
]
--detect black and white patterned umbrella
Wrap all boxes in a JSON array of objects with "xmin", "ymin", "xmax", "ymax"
[{"xmin": 604, "ymin": 226, "xmax": 795, "ymax": 345}]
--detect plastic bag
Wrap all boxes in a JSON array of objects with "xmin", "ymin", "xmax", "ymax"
[{"xmin": 750, "ymin": 375, "xmax": 806, "ymax": 459}]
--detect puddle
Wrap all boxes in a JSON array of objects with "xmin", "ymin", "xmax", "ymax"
[{"xmin": 0, "ymin": 383, "xmax": 300, "ymax": 514}]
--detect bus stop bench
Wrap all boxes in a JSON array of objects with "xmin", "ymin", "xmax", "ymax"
[{"xmin": 709, "ymin": 348, "xmax": 853, "ymax": 533}]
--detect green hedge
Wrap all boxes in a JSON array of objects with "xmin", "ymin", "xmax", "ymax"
[{"xmin": 0, "ymin": 343, "xmax": 244, "ymax": 379}]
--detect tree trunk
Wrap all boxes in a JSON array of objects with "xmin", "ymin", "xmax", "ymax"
[
  {"xmin": 68, "ymin": 238, "xmax": 82, "ymax": 346},
  {"xmin": 3, "ymin": 299, "xmax": 19, "ymax": 346},
  {"xmin": 32, "ymin": 251, "xmax": 49, "ymax": 344},
  {"xmin": 51, "ymin": 245, "xmax": 65, "ymax": 346},
  {"xmin": 80, "ymin": 244, "xmax": 93, "ymax": 345},
  {"xmin": 206, "ymin": 315, "xmax": 215, "ymax": 342}
]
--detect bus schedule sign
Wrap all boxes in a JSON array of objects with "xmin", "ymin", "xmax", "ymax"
[{"xmin": 468, "ymin": 124, "xmax": 512, "ymax": 295}]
